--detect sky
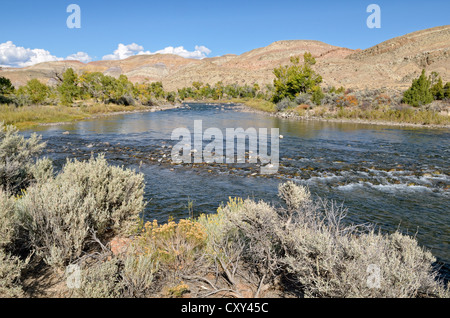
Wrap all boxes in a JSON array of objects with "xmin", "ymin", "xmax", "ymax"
[{"xmin": 0, "ymin": 0, "xmax": 449, "ymax": 67}]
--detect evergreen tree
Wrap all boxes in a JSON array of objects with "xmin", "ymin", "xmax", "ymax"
[
  {"xmin": 0, "ymin": 77, "xmax": 14, "ymax": 96},
  {"xmin": 444, "ymin": 82, "xmax": 450, "ymax": 99},
  {"xmin": 402, "ymin": 70, "xmax": 434, "ymax": 106},
  {"xmin": 430, "ymin": 76, "xmax": 445, "ymax": 100}
]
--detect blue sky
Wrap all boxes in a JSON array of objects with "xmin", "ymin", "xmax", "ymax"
[{"xmin": 0, "ymin": 0, "xmax": 449, "ymax": 67}]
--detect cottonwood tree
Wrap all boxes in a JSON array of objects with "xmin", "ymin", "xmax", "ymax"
[
  {"xmin": 58, "ymin": 68, "xmax": 80, "ymax": 105},
  {"xmin": 17, "ymin": 79, "xmax": 50, "ymax": 105},
  {"xmin": 272, "ymin": 52, "xmax": 323, "ymax": 103}
]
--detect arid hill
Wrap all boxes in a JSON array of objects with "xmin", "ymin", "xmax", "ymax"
[{"xmin": 1, "ymin": 25, "xmax": 449, "ymax": 91}]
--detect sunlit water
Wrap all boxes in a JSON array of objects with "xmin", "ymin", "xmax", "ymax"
[{"xmin": 25, "ymin": 103, "xmax": 450, "ymax": 281}]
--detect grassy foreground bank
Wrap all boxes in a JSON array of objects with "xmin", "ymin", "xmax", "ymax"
[
  {"xmin": 0, "ymin": 104, "xmax": 150, "ymax": 130},
  {"xmin": 1, "ymin": 122, "xmax": 449, "ymax": 298}
]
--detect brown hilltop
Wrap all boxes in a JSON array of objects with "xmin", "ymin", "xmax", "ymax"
[
  {"xmin": 312, "ymin": 25, "xmax": 449, "ymax": 90},
  {"xmin": 162, "ymin": 40, "xmax": 355, "ymax": 90},
  {"xmin": 1, "ymin": 25, "xmax": 449, "ymax": 91}
]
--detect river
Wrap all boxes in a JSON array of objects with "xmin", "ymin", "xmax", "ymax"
[{"xmin": 25, "ymin": 103, "xmax": 450, "ymax": 281}]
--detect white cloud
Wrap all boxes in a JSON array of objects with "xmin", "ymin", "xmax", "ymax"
[
  {"xmin": 0, "ymin": 41, "xmax": 211, "ymax": 68},
  {"xmin": 149, "ymin": 45, "xmax": 212, "ymax": 59},
  {"xmin": 0, "ymin": 41, "xmax": 62, "ymax": 67},
  {"xmin": 66, "ymin": 51, "xmax": 92, "ymax": 63},
  {"xmin": 0, "ymin": 41, "xmax": 92, "ymax": 68},
  {"xmin": 195, "ymin": 45, "xmax": 212, "ymax": 55},
  {"xmin": 102, "ymin": 43, "xmax": 144, "ymax": 61},
  {"xmin": 104, "ymin": 43, "xmax": 212, "ymax": 60}
]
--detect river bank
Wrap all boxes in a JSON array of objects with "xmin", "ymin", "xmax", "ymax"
[
  {"xmin": 238, "ymin": 104, "xmax": 450, "ymax": 129},
  {"xmin": 173, "ymin": 98, "xmax": 450, "ymax": 128},
  {"xmin": 9, "ymin": 102, "xmax": 449, "ymax": 298},
  {"xmin": 3, "ymin": 98, "xmax": 449, "ymax": 130},
  {"xmin": 234, "ymin": 100, "xmax": 450, "ymax": 129},
  {"xmin": 0, "ymin": 103, "xmax": 182, "ymax": 130}
]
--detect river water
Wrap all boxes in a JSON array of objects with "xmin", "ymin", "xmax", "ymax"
[{"xmin": 25, "ymin": 103, "xmax": 450, "ymax": 280}]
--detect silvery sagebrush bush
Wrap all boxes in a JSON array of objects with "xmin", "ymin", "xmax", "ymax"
[
  {"xmin": 320, "ymin": 92, "xmax": 343, "ymax": 106},
  {"xmin": 0, "ymin": 249, "xmax": 24, "ymax": 298},
  {"xmin": 294, "ymin": 93, "xmax": 313, "ymax": 106},
  {"xmin": 76, "ymin": 258, "xmax": 123, "ymax": 298},
  {"xmin": 120, "ymin": 249, "xmax": 158, "ymax": 298},
  {"xmin": 55, "ymin": 154, "xmax": 145, "ymax": 236},
  {"xmin": 75, "ymin": 250, "xmax": 157, "ymax": 298},
  {"xmin": 0, "ymin": 122, "xmax": 46, "ymax": 195},
  {"xmin": 0, "ymin": 189, "xmax": 24, "ymax": 298},
  {"xmin": 276, "ymin": 97, "xmax": 297, "ymax": 111},
  {"xmin": 201, "ymin": 182, "xmax": 448, "ymax": 298},
  {"xmin": 0, "ymin": 189, "xmax": 17, "ymax": 249},
  {"xmin": 19, "ymin": 155, "xmax": 146, "ymax": 268},
  {"xmin": 278, "ymin": 181, "xmax": 311, "ymax": 212},
  {"xmin": 278, "ymin": 183, "xmax": 447, "ymax": 297},
  {"xmin": 19, "ymin": 176, "xmax": 95, "ymax": 268}
]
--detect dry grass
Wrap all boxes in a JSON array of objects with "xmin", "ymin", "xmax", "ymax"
[
  {"xmin": 241, "ymin": 99, "xmax": 277, "ymax": 113},
  {"xmin": 236, "ymin": 98, "xmax": 449, "ymax": 126},
  {"xmin": 0, "ymin": 104, "xmax": 148, "ymax": 130},
  {"xmin": 328, "ymin": 106, "xmax": 450, "ymax": 125}
]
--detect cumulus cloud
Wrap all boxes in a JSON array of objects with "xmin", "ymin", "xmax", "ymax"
[
  {"xmin": 0, "ymin": 41, "xmax": 211, "ymax": 68},
  {"xmin": 102, "ymin": 43, "xmax": 144, "ymax": 61},
  {"xmin": 66, "ymin": 51, "xmax": 93, "ymax": 63},
  {"xmin": 0, "ymin": 41, "xmax": 62, "ymax": 67},
  {"xmin": 148, "ymin": 45, "xmax": 212, "ymax": 59},
  {"xmin": 104, "ymin": 43, "xmax": 212, "ymax": 60},
  {"xmin": 0, "ymin": 41, "xmax": 92, "ymax": 68}
]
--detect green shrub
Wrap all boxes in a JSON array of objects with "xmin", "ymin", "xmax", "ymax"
[
  {"xmin": 311, "ymin": 86, "xmax": 325, "ymax": 105},
  {"xmin": 136, "ymin": 219, "xmax": 206, "ymax": 283}
]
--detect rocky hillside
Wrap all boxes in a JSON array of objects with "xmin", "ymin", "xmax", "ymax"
[{"xmin": 1, "ymin": 25, "xmax": 449, "ymax": 91}]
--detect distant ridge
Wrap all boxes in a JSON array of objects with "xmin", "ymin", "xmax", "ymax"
[{"xmin": 1, "ymin": 25, "xmax": 449, "ymax": 91}]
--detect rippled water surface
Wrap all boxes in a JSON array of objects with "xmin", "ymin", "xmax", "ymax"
[{"xmin": 25, "ymin": 103, "xmax": 450, "ymax": 279}]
